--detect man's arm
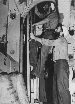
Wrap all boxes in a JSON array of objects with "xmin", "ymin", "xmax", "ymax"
[
  {"xmin": 35, "ymin": 37, "xmax": 55, "ymax": 46},
  {"xmin": 41, "ymin": 38, "xmax": 54, "ymax": 46},
  {"xmin": 32, "ymin": 18, "xmax": 49, "ymax": 26},
  {"xmin": 30, "ymin": 33, "xmax": 55, "ymax": 46}
]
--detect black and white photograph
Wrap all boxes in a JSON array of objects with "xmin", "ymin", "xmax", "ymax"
[{"xmin": 0, "ymin": 0, "xmax": 75, "ymax": 104}]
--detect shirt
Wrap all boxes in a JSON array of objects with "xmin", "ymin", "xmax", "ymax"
[{"xmin": 42, "ymin": 36, "xmax": 68, "ymax": 61}]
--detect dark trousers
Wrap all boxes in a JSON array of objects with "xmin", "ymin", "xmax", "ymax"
[{"xmin": 53, "ymin": 59, "xmax": 71, "ymax": 104}]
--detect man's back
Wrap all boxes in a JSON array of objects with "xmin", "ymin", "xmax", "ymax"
[{"xmin": 53, "ymin": 36, "xmax": 68, "ymax": 61}]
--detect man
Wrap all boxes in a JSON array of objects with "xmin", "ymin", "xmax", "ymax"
[
  {"xmin": 39, "ymin": 30, "xmax": 54, "ymax": 103},
  {"xmin": 40, "ymin": 30, "xmax": 54, "ymax": 75},
  {"xmin": 30, "ymin": 23, "xmax": 71, "ymax": 104}
]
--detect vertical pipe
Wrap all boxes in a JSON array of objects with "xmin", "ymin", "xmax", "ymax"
[
  {"xmin": 27, "ymin": 13, "xmax": 30, "ymax": 101},
  {"xmin": 30, "ymin": 11, "xmax": 33, "ymax": 34},
  {"xmin": 30, "ymin": 10, "xmax": 32, "ymax": 103},
  {"xmin": 6, "ymin": 15, "xmax": 8, "ymax": 55},
  {"xmin": 19, "ymin": 16, "xmax": 23, "ymax": 73},
  {"xmin": 6, "ymin": 0, "xmax": 9, "ymax": 55}
]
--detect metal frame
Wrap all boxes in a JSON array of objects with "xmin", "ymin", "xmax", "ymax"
[{"xmin": 25, "ymin": 0, "xmax": 56, "ymax": 103}]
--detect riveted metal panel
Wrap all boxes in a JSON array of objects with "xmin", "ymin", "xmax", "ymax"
[{"xmin": 7, "ymin": 14, "xmax": 20, "ymax": 63}]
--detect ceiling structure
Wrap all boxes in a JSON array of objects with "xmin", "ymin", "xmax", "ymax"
[
  {"xmin": 17, "ymin": 0, "xmax": 72, "ymax": 29},
  {"xmin": 1, "ymin": 0, "xmax": 75, "ymax": 32}
]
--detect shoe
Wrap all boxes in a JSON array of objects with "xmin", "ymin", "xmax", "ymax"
[
  {"xmin": 31, "ymin": 71, "xmax": 40, "ymax": 78},
  {"xmin": 30, "ymin": 73, "xmax": 36, "ymax": 79}
]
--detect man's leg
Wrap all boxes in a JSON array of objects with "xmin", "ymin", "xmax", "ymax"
[
  {"xmin": 56, "ymin": 60, "xmax": 71, "ymax": 104},
  {"xmin": 53, "ymin": 71, "xmax": 58, "ymax": 104},
  {"xmin": 40, "ymin": 46, "xmax": 50, "ymax": 74}
]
